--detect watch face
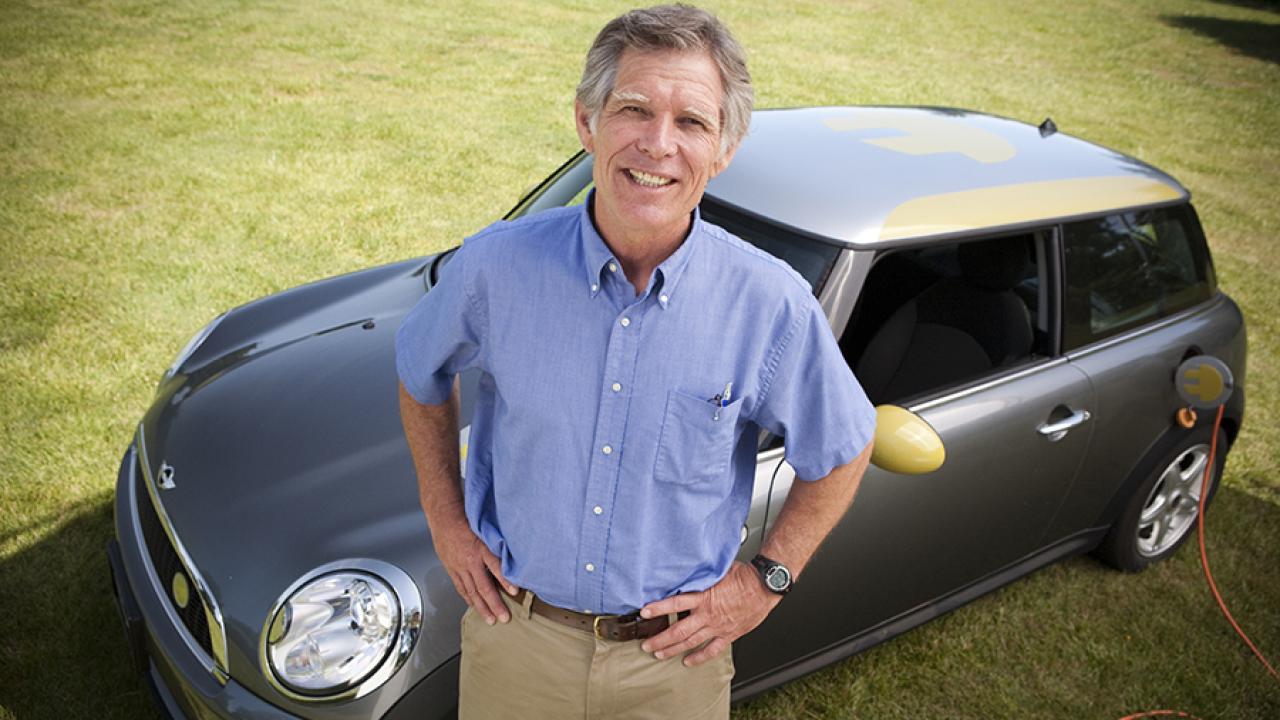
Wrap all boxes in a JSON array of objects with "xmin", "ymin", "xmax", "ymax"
[{"xmin": 765, "ymin": 565, "xmax": 791, "ymax": 591}]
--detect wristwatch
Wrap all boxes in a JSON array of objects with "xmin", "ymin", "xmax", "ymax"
[{"xmin": 750, "ymin": 554, "xmax": 793, "ymax": 595}]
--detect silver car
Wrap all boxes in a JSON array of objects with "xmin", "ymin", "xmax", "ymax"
[{"xmin": 107, "ymin": 106, "xmax": 1246, "ymax": 718}]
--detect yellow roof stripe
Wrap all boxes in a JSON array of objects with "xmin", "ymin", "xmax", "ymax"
[{"xmin": 879, "ymin": 176, "xmax": 1184, "ymax": 241}]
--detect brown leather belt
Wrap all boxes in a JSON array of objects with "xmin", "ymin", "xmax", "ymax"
[{"xmin": 510, "ymin": 589, "xmax": 688, "ymax": 642}]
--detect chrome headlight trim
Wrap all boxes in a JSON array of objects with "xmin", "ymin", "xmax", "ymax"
[
  {"xmin": 134, "ymin": 425, "xmax": 230, "ymax": 682},
  {"xmin": 259, "ymin": 559, "xmax": 423, "ymax": 703},
  {"xmin": 161, "ymin": 311, "xmax": 227, "ymax": 384}
]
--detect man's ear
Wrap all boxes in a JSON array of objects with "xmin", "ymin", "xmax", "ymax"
[
  {"xmin": 574, "ymin": 101, "xmax": 596, "ymax": 154},
  {"xmin": 711, "ymin": 141, "xmax": 739, "ymax": 177}
]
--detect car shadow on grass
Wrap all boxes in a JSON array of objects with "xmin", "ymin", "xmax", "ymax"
[
  {"xmin": 1162, "ymin": 14, "xmax": 1280, "ymax": 66},
  {"xmin": 0, "ymin": 497, "xmax": 161, "ymax": 720},
  {"xmin": 1208, "ymin": 0, "xmax": 1280, "ymax": 15}
]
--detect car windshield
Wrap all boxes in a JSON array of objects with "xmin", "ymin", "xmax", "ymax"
[{"xmin": 506, "ymin": 153, "xmax": 841, "ymax": 293}]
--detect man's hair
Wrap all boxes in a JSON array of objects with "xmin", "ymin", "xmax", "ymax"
[{"xmin": 576, "ymin": 4, "xmax": 753, "ymax": 157}]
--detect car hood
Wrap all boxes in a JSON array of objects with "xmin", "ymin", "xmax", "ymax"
[{"xmin": 136, "ymin": 254, "xmax": 468, "ymax": 709}]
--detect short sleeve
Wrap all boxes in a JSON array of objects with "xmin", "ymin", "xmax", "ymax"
[
  {"xmin": 754, "ymin": 297, "xmax": 876, "ymax": 481},
  {"xmin": 395, "ymin": 243, "xmax": 486, "ymax": 405}
]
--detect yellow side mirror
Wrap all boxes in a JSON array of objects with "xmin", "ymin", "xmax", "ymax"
[{"xmin": 871, "ymin": 405, "xmax": 945, "ymax": 474}]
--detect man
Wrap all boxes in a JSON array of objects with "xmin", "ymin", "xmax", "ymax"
[{"xmin": 396, "ymin": 5, "xmax": 876, "ymax": 718}]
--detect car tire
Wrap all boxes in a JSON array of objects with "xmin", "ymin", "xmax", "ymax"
[{"xmin": 1096, "ymin": 424, "xmax": 1228, "ymax": 572}]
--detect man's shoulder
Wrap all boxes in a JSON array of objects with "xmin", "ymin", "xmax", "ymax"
[
  {"xmin": 464, "ymin": 205, "xmax": 581, "ymax": 253},
  {"xmin": 697, "ymin": 220, "xmax": 813, "ymax": 299}
]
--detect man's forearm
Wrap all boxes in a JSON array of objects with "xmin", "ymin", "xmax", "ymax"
[
  {"xmin": 759, "ymin": 440, "xmax": 873, "ymax": 579},
  {"xmin": 398, "ymin": 381, "xmax": 467, "ymax": 533},
  {"xmin": 400, "ymin": 381, "xmax": 515, "ymax": 621}
]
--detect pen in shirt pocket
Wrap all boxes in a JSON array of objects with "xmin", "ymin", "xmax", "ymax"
[{"xmin": 710, "ymin": 381, "xmax": 733, "ymax": 421}]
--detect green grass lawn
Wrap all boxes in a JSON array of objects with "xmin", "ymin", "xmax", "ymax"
[{"xmin": 1, "ymin": 0, "xmax": 1277, "ymax": 717}]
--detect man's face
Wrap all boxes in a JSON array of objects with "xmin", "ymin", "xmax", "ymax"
[{"xmin": 576, "ymin": 48, "xmax": 736, "ymax": 246}]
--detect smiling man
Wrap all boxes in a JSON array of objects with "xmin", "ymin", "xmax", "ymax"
[{"xmin": 396, "ymin": 5, "xmax": 876, "ymax": 719}]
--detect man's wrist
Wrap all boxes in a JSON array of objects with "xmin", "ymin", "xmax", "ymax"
[{"xmin": 750, "ymin": 554, "xmax": 794, "ymax": 595}]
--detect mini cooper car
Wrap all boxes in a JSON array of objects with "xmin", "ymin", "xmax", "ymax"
[{"xmin": 107, "ymin": 106, "xmax": 1246, "ymax": 719}]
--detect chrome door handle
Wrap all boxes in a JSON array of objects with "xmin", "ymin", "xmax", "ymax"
[{"xmin": 1038, "ymin": 409, "xmax": 1091, "ymax": 442}]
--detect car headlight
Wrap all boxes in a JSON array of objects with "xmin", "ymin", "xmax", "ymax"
[
  {"xmin": 161, "ymin": 312, "xmax": 227, "ymax": 384},
  {"xmin": 261, "ymin": 560, "xmax": 422, "ymax": 702}
]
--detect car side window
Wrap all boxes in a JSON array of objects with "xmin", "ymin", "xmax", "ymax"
[
  {"xmin": 840, "ymin": 232, "xmax": 1051, "ymax": 406},
  {"xmin": 1062, "ymin": 204, "xmax": 1216, "ymax": 350}
]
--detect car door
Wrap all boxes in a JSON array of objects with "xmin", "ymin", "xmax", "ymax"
[
  {"xmin": 1043, "ymin": 205, "xmax": 1235, "ymax": 542},
  {"xmin": 733, "ymin": 234, "xmax": 1097, "ymax": 687}
]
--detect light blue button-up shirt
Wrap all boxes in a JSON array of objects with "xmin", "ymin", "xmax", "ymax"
[{"xmin": 396, "ymin": 197, "xmax": 875, "ymax": 614}]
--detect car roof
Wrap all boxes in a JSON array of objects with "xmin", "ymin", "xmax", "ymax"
[{"xmin": 705, "ymin": 106, "xmax": 1189, "ymax": 248}]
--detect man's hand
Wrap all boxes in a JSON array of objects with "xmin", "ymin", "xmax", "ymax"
[
  {"xmin": 434, "ymin": 514, "xmax": 517, "ymax": 625},
  {"xmin": 637, "ymin": 561, "xmax": 780, "ymax": 667}
]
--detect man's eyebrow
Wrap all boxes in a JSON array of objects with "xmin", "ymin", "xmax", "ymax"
[
  {"xmin": 609, "ymin": 91, "xmax": 650, "ymax": 105},
  {"xmin": 683, "ymin": 105, "xmax": 719, "ymax": 128}
]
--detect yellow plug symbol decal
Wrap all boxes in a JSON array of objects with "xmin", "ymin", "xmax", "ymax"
[
  {"xmin": 1183, "ymin": 364, "xmax": 1224, "ymax": 404},
  {"xmin": 1175, "ymin": 356, "xmax": 1234, "ymax": 409}
]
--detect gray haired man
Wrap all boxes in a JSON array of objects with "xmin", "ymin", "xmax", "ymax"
[{"xmin": 396, "ymin": 5, "xmax": 876, "ymax": 718}]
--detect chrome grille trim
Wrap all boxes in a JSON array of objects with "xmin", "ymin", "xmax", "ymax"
[{"xmin": 134, "ymin": 424, "xmax": 230, "ymax": 683}]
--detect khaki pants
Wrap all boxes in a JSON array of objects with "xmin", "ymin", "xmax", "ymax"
[{"xmin": 459, "ymin": 590, "xmax": 734, "ymax": 720}]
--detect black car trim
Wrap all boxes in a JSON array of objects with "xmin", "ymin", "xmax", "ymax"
[
  {"xmin": 729, "ymin": 527, "xmax": 1107, "ymax": 703},
  {"xmin": 1047, "ymin": 224, "xmax": 1066, "ymax": 358},
  {"xmin": 107, "ymin": 538, "xmax": 149, "ymax": 675}
]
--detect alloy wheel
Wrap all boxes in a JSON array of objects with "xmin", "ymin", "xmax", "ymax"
[{"xmin": 1136, "ymin": 442, "xmax": 1211, "ymax": 557}]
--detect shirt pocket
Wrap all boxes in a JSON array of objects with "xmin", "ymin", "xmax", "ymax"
[{"xmin": 653, "ymin": 388, "xmax": 743, "ymax": 486}]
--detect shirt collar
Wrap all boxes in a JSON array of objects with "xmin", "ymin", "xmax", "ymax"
[{"xmin": 578, "ymin": 191, "xmax": 702, "ymax": 310}]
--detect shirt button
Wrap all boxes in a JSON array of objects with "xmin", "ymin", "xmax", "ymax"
[
  {"xmin": 619, "ymin": 317, "xmax": 630, "ymax": 327},
  {"xmin": 608, "ymin": 262, "xmax": 618, "ymax": 273},
  {"xmin": 611, "ymin": 382, "xmax": 622, "ymax": 392},
  {"xmin": 585, "ymin": 563, "xmax": 595, "ymax": 572},
  {"xmin": 602, "ymin": 445, "xmax": 613, "ymax": 455},
  {"xmin": 593, "ymin": 505, "xmax": 603, "ymax": 515},
  {"xmin": 659, "ymin": 294, "xmax": 669, "ymax": 304},
  {"xmin": 591, "ymin": 283, "xmax": 599, "ymax": 292}
]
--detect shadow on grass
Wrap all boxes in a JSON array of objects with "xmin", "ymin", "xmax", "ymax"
[
  {"xmin": 0, "ymin": 497, "xmax": 160, "ymax": 720},
  {"xmin": 1209, "ymin": 0, "xmax": 1280, "ymax": 14},
  {"xmin": 1163, "ymin": 14, "xmax": 1280, "ymax": 65}
]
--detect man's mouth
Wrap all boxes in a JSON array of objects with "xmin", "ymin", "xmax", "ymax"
[{"xmin": 626, "ymin": 169, "xmax": 675, "ymax": 188}]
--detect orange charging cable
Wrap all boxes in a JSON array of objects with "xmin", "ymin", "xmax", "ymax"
[
  {"xmin": 1119, "ymin": 406, "xmax": 1275, "ymax": 720},
  {"xmin": 1196, "ymin": 404, "xmax": 1277, "ymax": 679}
]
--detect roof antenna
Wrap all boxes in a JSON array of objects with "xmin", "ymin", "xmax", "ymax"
[{"xmin": 1038, "ymin": 117, "xmax": 1058, "ymax": 138}]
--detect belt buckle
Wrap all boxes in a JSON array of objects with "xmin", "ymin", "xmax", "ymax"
[{"xmin": 592, "ymin": 615, "xmax": 606, "ymax": 639}]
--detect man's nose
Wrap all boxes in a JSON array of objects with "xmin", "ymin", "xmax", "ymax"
[{"xmin": 637, "ymin": 116, "xmax": 677, "ymax": 158}]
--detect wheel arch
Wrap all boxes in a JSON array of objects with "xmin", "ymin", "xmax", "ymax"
[{"xmin": 1090, "ymin": 414, "xmax": 1233, "ymax": 534}]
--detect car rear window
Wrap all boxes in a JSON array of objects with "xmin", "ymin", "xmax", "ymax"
[{"xmin": 1062, "ymin": 204, "xmax": 1216, "ymax": 350}]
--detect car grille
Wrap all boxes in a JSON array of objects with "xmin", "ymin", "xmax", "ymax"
[{"xmin": 134, "ymin": 456, "xmax": 215, "ymax": 658}]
